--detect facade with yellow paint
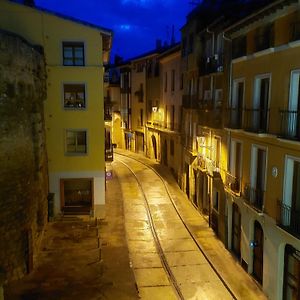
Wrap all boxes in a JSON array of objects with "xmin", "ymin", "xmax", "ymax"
[
  {"xmin": 224, "ymin": 1, "xmax": 300, "ymax": 298},
  {"xmin": 0, "ymin": 0, "xmax": 112, "ymax": 217}
]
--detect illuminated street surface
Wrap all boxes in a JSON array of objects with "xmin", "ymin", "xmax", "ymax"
[
  {"xmin": 113, "ymin": 150, "xmax": 267, "ymax": 300},
  {"xmin": 114, "ymin": 153, "xmax": 231, "ymax": 300}
]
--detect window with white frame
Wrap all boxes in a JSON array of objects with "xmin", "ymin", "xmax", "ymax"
[
  {"xmin": 63, "ymin": 84, "xmax": 86, "ymax": 109},
  {"xmin": 66, "ymin": 130, "xmax": 87, "ymax": 154},
  {"xmin": 249, "ymin": 145, "xmax": 267, "ymax": 210},
  {"xmin": 63, "ymin": 42, "xmax": 84, "ymax": 66},
  {"xmin": 282, "ymin": 156, "xmax": 300, "ymax": 227}
]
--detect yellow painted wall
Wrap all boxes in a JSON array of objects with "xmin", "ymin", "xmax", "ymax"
[{"xmin": 0, "ymin": 1, "xmax": 106, "ymax": 174}]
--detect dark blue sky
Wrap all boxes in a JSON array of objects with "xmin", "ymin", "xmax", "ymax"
[{"xmin": 35, "ymin": 0, "xmax": 194, "ymax": 60}]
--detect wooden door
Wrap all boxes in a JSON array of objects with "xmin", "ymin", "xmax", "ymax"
[{"xmin": 253, "ymin": 221, "xmax": 264, "ymax": 284}]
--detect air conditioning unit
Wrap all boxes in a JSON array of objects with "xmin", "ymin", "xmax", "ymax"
[{"xmin": 214, "ymin": 54, "xmax": 219, "ymax": 60}]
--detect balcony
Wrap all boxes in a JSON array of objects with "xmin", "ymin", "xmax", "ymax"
[
  {"xmin": 279, "ymin": 110, "xmax": 300, "ymax": 141},
  {"xmin": 226, "ymin": 108, "xmax": 243, "ymax": 129},
  {"xmin": 243, "ymin": 184, "xmax": 264, "ymax": 212},
  {"xmin": 277, "ymin": 200, "xmax": 300, "ymax": 238},
  {"xmin": 290, "ymin": 21, "xmax": 300, "ymax": 42},
  {"xmin": 225, "ymin": 172, "xmax": 241, "ymax": 195},
  {"xmin": 198, "ymin": 53, "xmax": 224, "ymax": 76},
  {"xmin": 182, "ymin": 95, "xmax": 199, "ymax": 109},
  {"xmin": 198, "ymin": 107, "xmax": 223, "ymax": 129},
  {"xmin": 243, "ymin": 108, "xmax": 269, "ymax": 133}
]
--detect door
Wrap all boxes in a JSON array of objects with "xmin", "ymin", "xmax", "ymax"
[
  {"xmin": 232, "ymin": 80, "xmax": 244, "ymax": 127},
  {"xmin": 61, "ymin": 178, "xmax": 93, "ymax": 214},
  {"xmin": 254, "ymin": 76, "xmax": 270, "ymax": 132},
  {"xmin": 288, "ymin": 70, "xmax": 300, "ymax": 137},
  {"xmin": 185, "ymin": 163, "xmax": 190, "ymax": 198},
  {"xmin": 151, "ymin": 135, "xmax": 157, "ymax": 159},
  {"xmin": 232, "ymin": 203, "xmax": 241, "ymax": 259},
  {"xmin": 284, "ymin": 244, "xmax": 300, "ymax": 300},
  {"xmin": 193, "ymin": 169, "xmax": 197, "ymax": 206},
  {"xmin": 253, "ymin": 221, "xmax": 264, "ymax": 284}
]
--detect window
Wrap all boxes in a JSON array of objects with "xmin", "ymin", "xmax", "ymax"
[
  {"xmin": 255, "ymin": 24, "xmax": 274, "ymax": 52},
  {"xmin": 171, "ymin": 69, "xmax": 175, "ymax": 92},
  {"xmin": 140, "ymin": 109, "xmax": 143, "ymax": 126},
  {"xmin": 232, "ymin": 36, "xmax": 246, "ymax": 59},
  {"xmin": 170, "ymin": 139, "xmax": 174, "ymax": 156},
  {"xmin": 229, "ymin": 140, "xmax": 242, "ymax": 192},
  {"xmin": 281, "ymin": 157, "xmax": 300, "ymax": 233},
  {"xmin": 66, "ymin": 130, "xmax": 87, "ymax": 154},
  {"xmin": 249, "ymin": 145, "xmax": 267, "ymax": 210},
  {"xmin": 213, "ymin": 190, "xmax": 219, "ymax": 211},
  {"xmin": 63, "ymin": 42, "xmax": 84, "ymax": 66},
  {"xmin": 63, "ymin": 84, "xmax": 86, "ymax": 109},
  {"xmin": 180, "ymin": 73, "xmax": 184, "ymax": 90},
  {"xmin": 164, "ymin": 72, "xmax": 168, "ymax": 92}
]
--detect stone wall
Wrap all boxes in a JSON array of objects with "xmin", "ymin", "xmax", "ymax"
[{"xmin": 0, "ymin": 30, "xmax": 48, "ymax": 282}]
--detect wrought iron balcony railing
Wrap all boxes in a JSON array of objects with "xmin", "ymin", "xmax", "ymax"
[
  {"xmin": 277, "ymin": 200, "xmax": 300, "ymax": 238},
  {"xmin": 182, "ymin": 94, "xmax": 199, "ymax": 109},
  {"xmin": 279, "ymin": 110, "xmax": 300, "ymax": 140},
  {"xmin": 226, "ymin": 108, "xmax": 243, "ymax": 129},
  {"xmin": 225, "ymin": 172, "xmax": 241, "ymax": 194},
  {"xmin": 198, "ymin": 107, "xmax": 223, "ymax": 129},
  {"xmin": 243, "ymin": 184, "xmax": 264, "ymax": 212},
  {"xmin": 243, "ymin": 108, "xmax": 269, "ymax": 133}
]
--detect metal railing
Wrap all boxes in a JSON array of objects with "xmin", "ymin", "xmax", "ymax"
[
  {"xmin": 226, "ymin": 108, "xmax": 243, "ymax": 129},
  {"xmin": 243, "ymin": 184, "xmax": 264, "ymax": 212},
  {"xmin": 279, "ymin": 110, "xmax": 300, "ymax": 140},
  {"xmin": 225, "ymin": 172, "xmax": 241, "ymax": 194},
  {"xmin": 243, "ymin": 108, "xmax": 269, "ymax": 133},
  {"xmin": 198, "ymin": 107, "xmax": 223, "ymax": 129},
  {"xmin": 182, "ymin": 94, "xmax": 199, "ymax": 109},
  {"xmin": 277, "ymin": 200, "xmax": 300, "ymax": 237}
]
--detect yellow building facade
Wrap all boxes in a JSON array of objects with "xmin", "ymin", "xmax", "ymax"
[
  {"xmin": 225, "ymin": 1, "xmax": 300, "ymax": 298},
  {"xmin": 0, "ymin": 1, "xmax": 112, "ymax": 217}
]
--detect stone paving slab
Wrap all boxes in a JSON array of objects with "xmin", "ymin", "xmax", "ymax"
[
  {"xmin": 134, "ymin": 268, "xmax": 170, "ymax": 287},
  {"xmin": 138, "ymin": 286, "xmax": 178, "ymax": 300}
]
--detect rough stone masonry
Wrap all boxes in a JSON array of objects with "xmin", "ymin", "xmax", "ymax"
[{"xmin": 0, "ymin": 29, "xmax": 48, "ymax": 284}]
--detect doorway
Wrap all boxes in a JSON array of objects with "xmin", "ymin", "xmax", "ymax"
[
  {"xmin": 232, "ymin": 203, "xmax": 241, "ymax": 259},
  {"xmin": 60, "ymin": 178, "xmax": 93, "ymax": 214},
  {"xmin": 253, "ymin": 220, "xmax": 264, "ymax": 284}
]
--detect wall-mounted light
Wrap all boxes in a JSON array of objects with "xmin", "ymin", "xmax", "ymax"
[{"xmin": 152, "ymin": 106, "xmax": 158, "ymax": 112}]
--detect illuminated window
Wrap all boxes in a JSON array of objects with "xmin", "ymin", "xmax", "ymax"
[
  {"xmin": 63, "ymin": 84, "xmax": 86, "ymax": 109},
  {"xmin": 66, "ymin": 130, "xmax": 87, "ymax": 154},
  {"xmin": 63, "ymin": 42, "xmax": 84, "ymax": 66}
]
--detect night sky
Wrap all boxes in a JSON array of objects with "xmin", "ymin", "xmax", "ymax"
[{"xmin": 35, "ymin": 0, "xmax": 194, "ymax": 60}]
